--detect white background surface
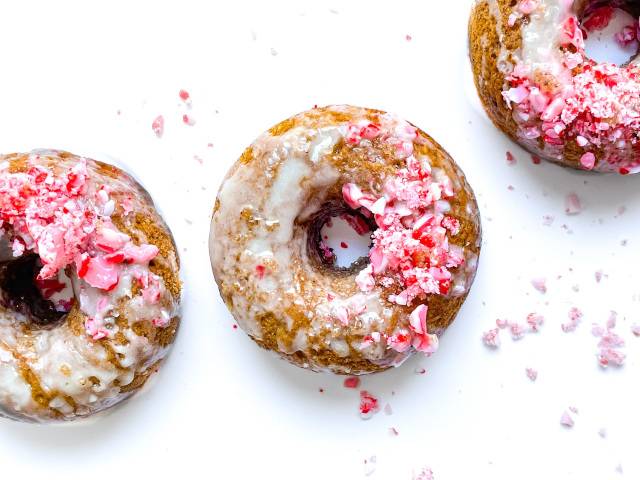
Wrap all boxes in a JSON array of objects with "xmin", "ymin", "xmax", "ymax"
[{"xmin": 0, "ymin": 1, "xmax": 639, "ymax": 479}]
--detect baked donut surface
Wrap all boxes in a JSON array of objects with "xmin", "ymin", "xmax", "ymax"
[
  {"xmin": 0, "ymin": 150, "xmax": 180, "ymax": 422},
  {"xmin": 469, "ymin": 0, "xmax": 640, "ymax": 173},
  {"xmin": 210, "ymin": 105, "xmax": 481, "ymax": 374}
]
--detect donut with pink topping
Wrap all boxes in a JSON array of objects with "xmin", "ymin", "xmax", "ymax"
[
  {"xmin": 470, "ymin": 0, "xmax": 640, "ymax": 173},
  {"xmin": 0, "ymin": 150, "xmax": 180, "ymax": 422},
  {"xmin": 210, "ymin": 106, "xmax": 480, "ymax": 374}
]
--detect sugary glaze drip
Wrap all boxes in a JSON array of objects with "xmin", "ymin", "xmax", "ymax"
[
  {"xmin": 483, "ymin": 0, "xmax": 640, "ymax": 172},
  {"xmin": 0, "ymin": 150, "xmax": 180, "ymax": 422},
  {"xmin": 210, "ymin": 105, "xmax": 481, "ymax": 374}
]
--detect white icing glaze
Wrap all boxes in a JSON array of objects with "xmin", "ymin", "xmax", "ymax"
[{"xmin": 521, "ymin": 0, "xmax": 573, "ymax": 75}]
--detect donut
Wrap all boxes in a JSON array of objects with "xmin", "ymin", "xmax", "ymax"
[
  {"xmin": 469, "ymin": 0, "xmax": 640, "ymax": 173},
  {"xmin": 210, "ymin": 105, "xmax": 481, "ymax": 374},
  {"xmin": 0, "ymin": 150, "xmax": 180, "ymax": 422}
]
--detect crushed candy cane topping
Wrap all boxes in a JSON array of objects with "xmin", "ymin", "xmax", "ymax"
[
  {"xmin": 0, "ymin": 156, "xmax": 167, "ymax": 340},
  {"xmin": 359, "ymin": 390, "xmax": 380, "ymax": 419},
  {"xmin": 503, "ymin": 1, "xmax": 640, "ymax": 173},
  {"xmin": 593, "ymin": 311, "xmax": 626, "ymax": 368},
  {"xmin": 341, "ymin": 118, "xmax": 469, "ymax": 357}
]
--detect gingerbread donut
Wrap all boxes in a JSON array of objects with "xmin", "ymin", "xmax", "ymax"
[
  {"xmin": 469, "ymin": 0, "xmax": 640, "ymax": 173},
  {"xmin": 210, "ymin": 105, "xmax": 481, "ymax": 374},
  {"xmin": 0, "ymin": 150, "xmax": 180, "ymax": 422}
]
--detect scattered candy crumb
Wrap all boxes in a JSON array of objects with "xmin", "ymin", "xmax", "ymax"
[
  {"xmin": 152, "ymin": 115, "xmax": 164, "ymax": 138},
  {"xmin": 525, "ymin": 367, "xmax": 538, "ymax": 381},
  {"xmin": 593, "ymin": 311, "xmax": 626, "ymax": 368},
  {"xmin": 560, "ymin": 411, "xmax": 575, "ymax": 428},
  {"xmin": 531, "ymin": 277, "xmax": 547, "ymax": 294},
  {"xmin": 565, "ymin": 193, "xmax": 582, "ymax": 215},
  {"xmin": 359, "ymin": 390, "xmax": 380, "ymax": 419},
  {"xmin": 413, "ymin": 468, "xmax": 434, "ymax": 480},
  {"xmin": 482, "ymin": 328, "xmax": 500, "ymax": 348},
  {"xmin": 343, "ymin": 376, "xmax": 360, "ymax": 389},
  {"xmin": 562, "ymin": 307, "xmax": 583, "ymax": 333},
  {"xmin": 179, "ymin": 89, "xmax": 190, "ymax": 102}
]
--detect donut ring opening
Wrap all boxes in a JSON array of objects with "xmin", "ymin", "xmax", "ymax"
[
  {"xmin": 305, "ymin": 199, "xmax": 375, "ymax": 276},
  {"xmin": 578, "ymin": 1, "xmax": 640, "ymax": 65},
  {"xmin": 0, "ymin": 253, "xmax": 67, "ymax": 327}
]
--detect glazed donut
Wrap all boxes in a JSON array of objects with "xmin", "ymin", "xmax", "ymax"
[
  {"xmin": 210, "ymin": 105, "xmax": 481, "ymax": 374},
  {"xmin": 0, "ymin": 150, "xmax": 180, "ymax": 422},
  {"xmin": 469, "ymin": 0, "xmax": 640, "ymax": 173}
]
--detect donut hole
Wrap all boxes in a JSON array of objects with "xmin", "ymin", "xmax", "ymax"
[
  {"xmin": 579, "ymin": 1, "xmax": 640, "ymax": 65},
  {"xmin": 0, "ymin": 254, "xmax": 68, "ymax": 327},
  {"xmin": 306, "ymin": 201, "xmax": 376, "ymax": 274}
]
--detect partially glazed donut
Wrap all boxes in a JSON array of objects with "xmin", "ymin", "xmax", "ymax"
[
  {"xmin": 0, "ymin": 150, "xmax": 180, "ymax": 422},
  {"xmin": 210, "ymin": 106, "xmax": 481, "ymax": 374},
  {"xmin": 469, "ymin": 0, "xmax": 640, "ymax": 173}
]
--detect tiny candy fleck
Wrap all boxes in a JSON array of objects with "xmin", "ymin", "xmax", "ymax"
[
  {"xmin": 565, "ymin": 193, "xmax": 582, "ymax": 215},
  {"xmin": 152, "ymin": 115, "xmax": 164, "ymax": 138},
  {"xmin": 343, "ymin": 376, "xmax": 360, "ymax": 389},
  {"xmin": 482, "ymin": 328, "xmax": 500, "ymax": 348},
  {"xmin": 560, "ymin": 411, "xmax": 575, "ymax": 428},
  {"xmin": 531, "ymin": 277, "xmax": 547, "ymax": 294},
  {"xmin": 414, "ymin": 468, "xmax": 434, "ymax": 480},
  {"xmin": 359, "ymin": 390, "xmax": 380, "ymax": 419}
]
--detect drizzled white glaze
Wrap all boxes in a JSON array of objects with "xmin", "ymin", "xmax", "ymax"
[
  {"xmin": 0, "ymin": 151, "xmax": 180, "ymax": 422},
  {"xmin": 520, "ymin": 0, "xmax": 573, "ymax": 74}
]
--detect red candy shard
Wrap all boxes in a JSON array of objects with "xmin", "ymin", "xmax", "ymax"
[
  {"xmin": 152, "ymin": 115, "xmax": 164, "ymax": 138},
  {"xmin": 343, "ymin": 376, "xmax": 360, "ymax": 389},
  {"xmin": 582, "ymin": 6, "xmax": 614, "ymax": 32},
  {"xmin": 359, "ymin": 390, "xmax": 380, "ymax": 419},
  {"xmin": 82, "ymin": 256, "xmax": 119, "ymax": 291}
]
